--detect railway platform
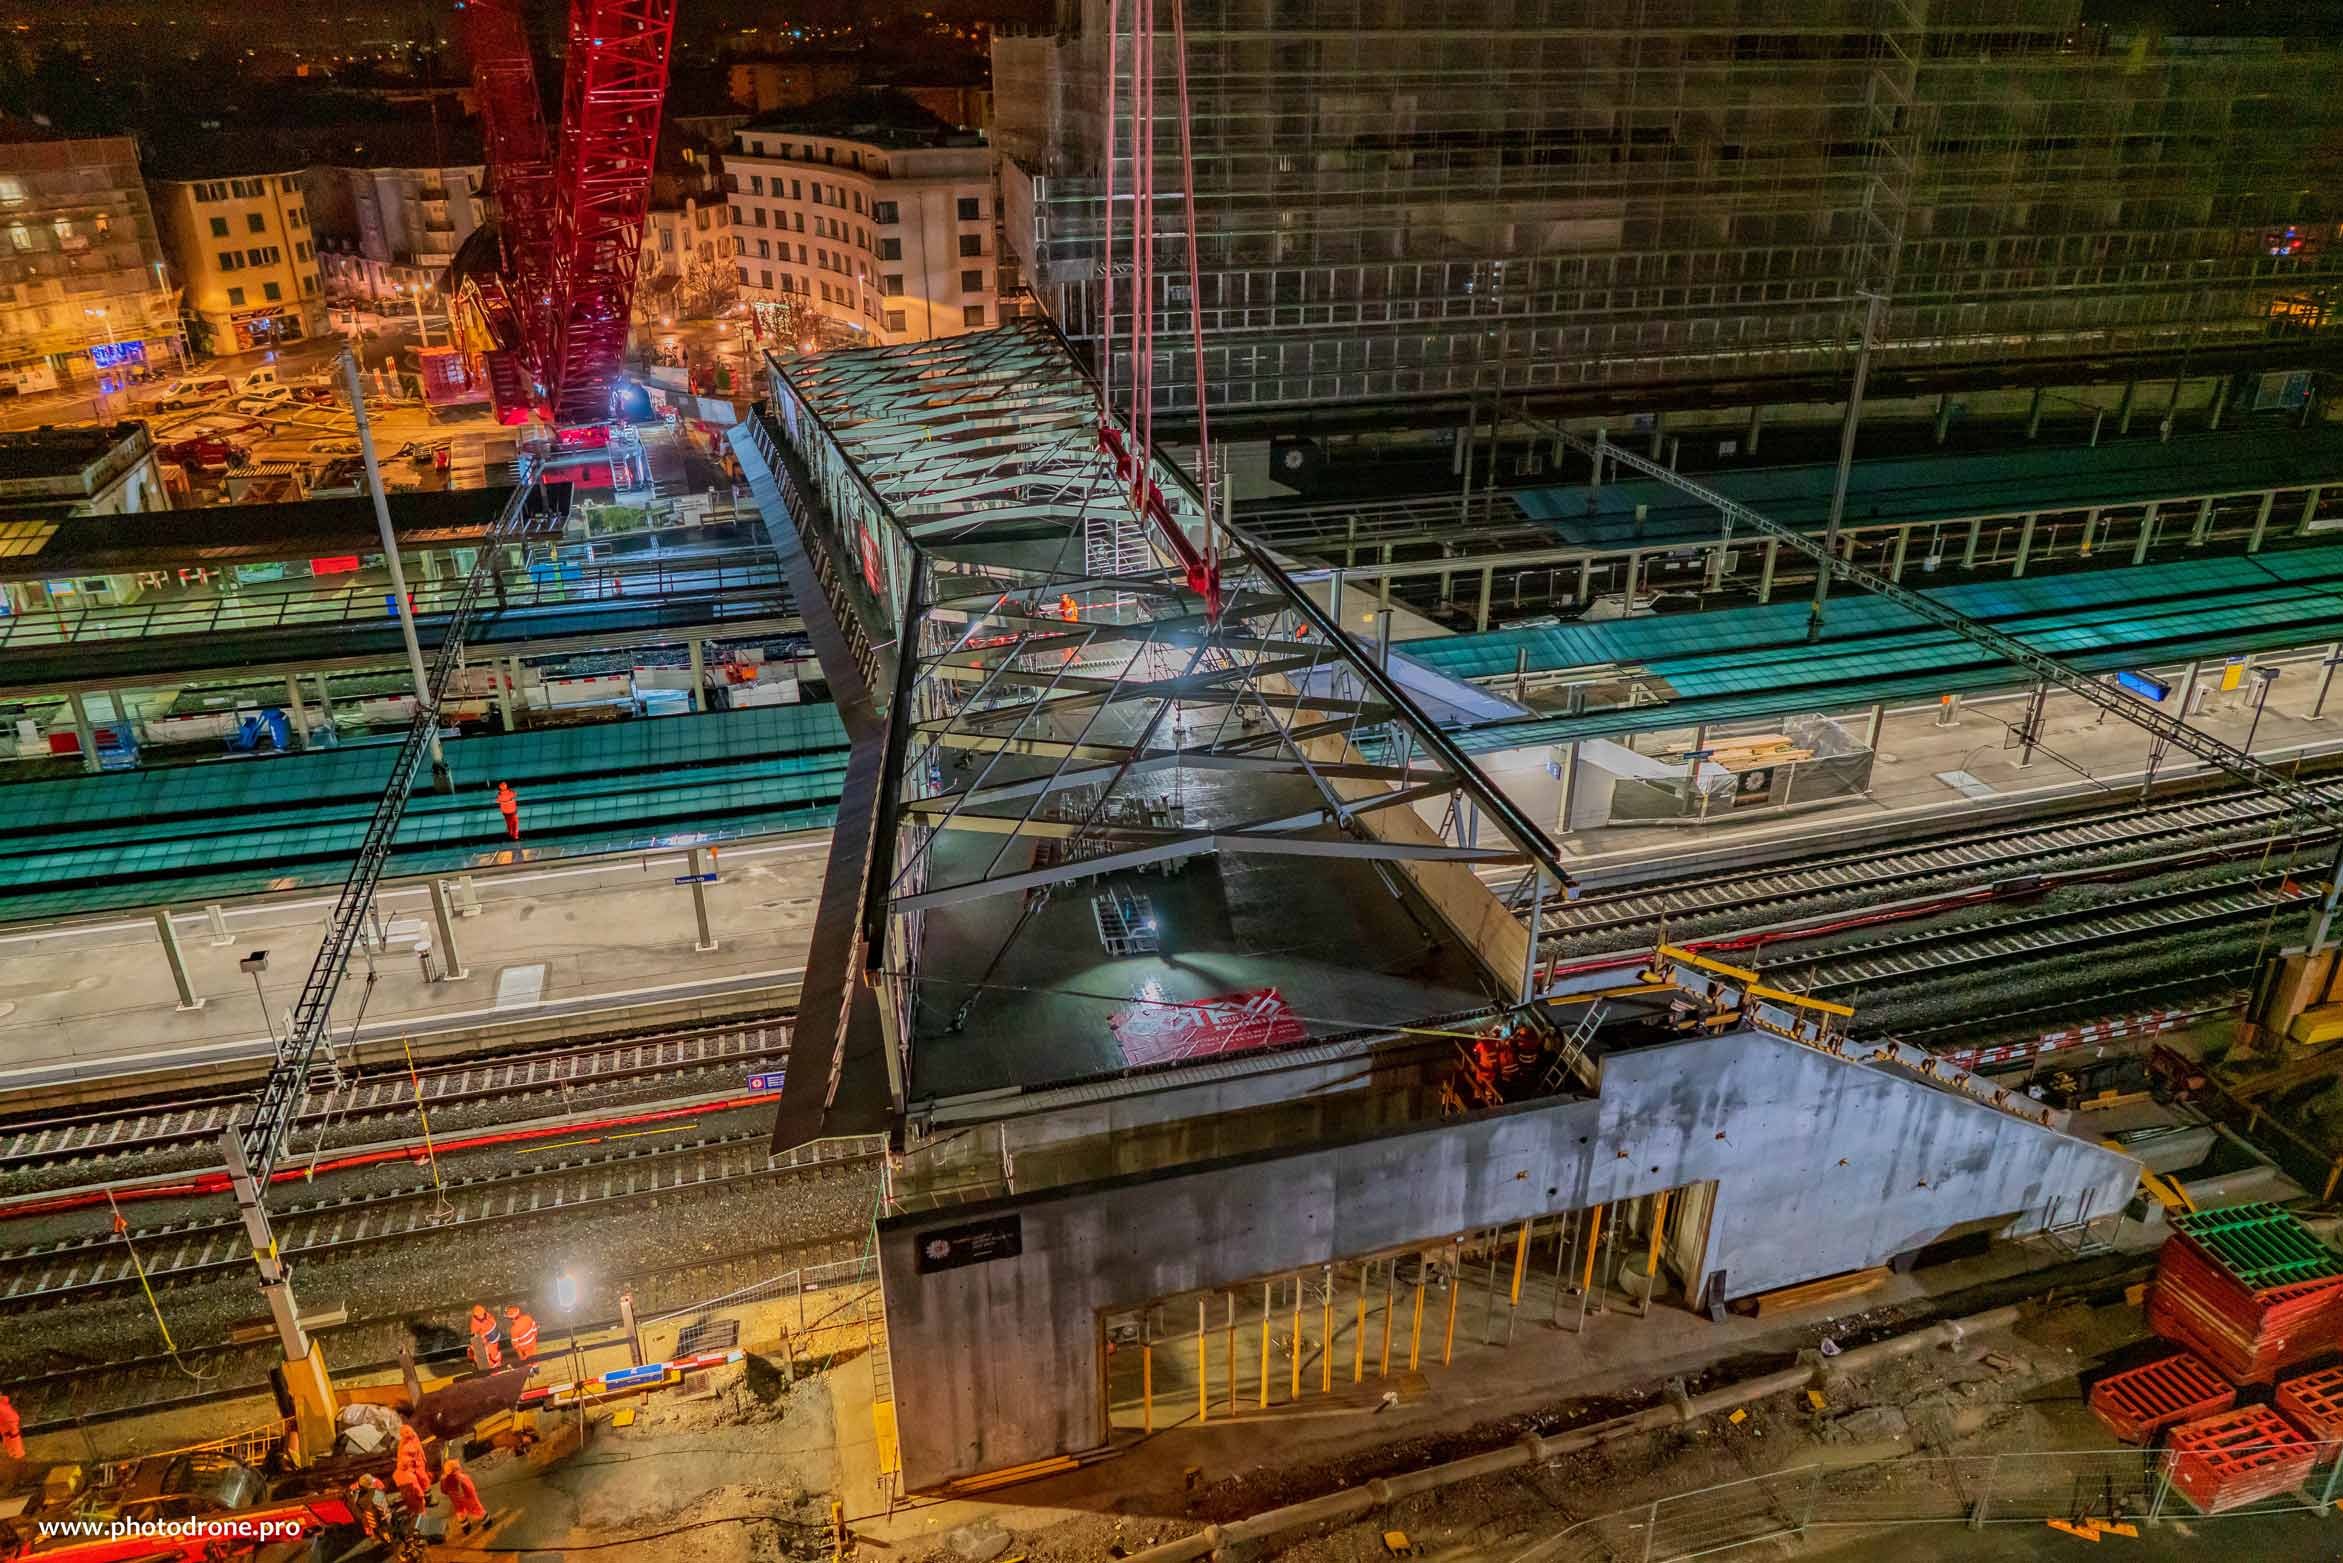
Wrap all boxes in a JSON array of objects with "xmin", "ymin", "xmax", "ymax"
[
  {"xmin": 0, "ymin": 828, "xmax": 829, "ymax": 1107},
  {"xmin": 0, "ymin": 703, "xmax": 854, "ymax": 1106},
  {"xmin": 1543, "ymin": 641, "xmax": 2343, "ymax": 872}
]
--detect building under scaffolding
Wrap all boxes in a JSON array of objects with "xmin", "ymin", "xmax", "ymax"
[{"xmin": 993, "ymin": 0, "xmax": 2343, "ymax": 419}]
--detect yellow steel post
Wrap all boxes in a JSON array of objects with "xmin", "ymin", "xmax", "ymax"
[
  {"xmin": 1197, "ymin": 1297, "xmax": 1208, "ymax": 1426},
  {"xmin": 1408, "ymin": 1260, "xmax": 1427, "ymax": 1371},
  {"xmin": 1321, "ymin": 1278, "xmax": 1334, "ymax": 1394},
  {"xmin": 1577, "ymin": 1204, "xmax": 1605, "ymax": 1332},
  {"xmin": 1290, "ymin": 1276, "xmax": 1302, "ymax": 1401},
  {"xmin": 1142, "ymin": 1334, "xmax": 1154, "ymax": 1434},
  {"xmin": 1353, "ymin": 1263, "xmax": 1367, "ymax": 1383},
  {"xmin": 1441, "ymin": 1240, "xmax": 1461, "ymax": 1366},
  {"xmin": 1258, "ymin": 1282, "xmax": 1271, "ymax": 1409},
  {"xmin": 1510, "ymin": 1219, "xmax": 1531, "ymax": 1304},
  {"xmin": 1641, "ymin": 1190, "xmax": 1672, "ymax": 1317},
  {"xmin": 1379, "ymin": 1260, "xmax": 1396, "ymax": 1377}
]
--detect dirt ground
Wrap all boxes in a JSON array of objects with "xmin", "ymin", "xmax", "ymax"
[
  {"xmin": 428, "ymin": 1361, "xmax": 847, "ymax": 1563},
  {"xmin": 413, "ymin": 1271, "xmax": 2168, "ymax": 1563}
]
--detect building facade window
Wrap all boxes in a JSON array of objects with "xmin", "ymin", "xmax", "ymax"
[
  {"xmin": 882, "ymin": 273, "xmax": 903, "ymax": 295},
  {"xmin": 958, "ymin": 234, "xmax": 983, "ymax": 257},
  {"xmin": 961, "ymin": 269, "xmax": 983, "ymax": 293},
  {"xmin": 878, "ymin": 238, "xmax": 901, "ymax": 261},
  {"xmin": 958, "ymin": 196, "xmax": 983, "ymax": 221},
  {"xmin": 209, "ymin": 216, "xmax": 229, "ymax": 238},
  {"xmin": 761, "ymin": 268, "xmax": 773, "ymax": 288},
  {"xmin": 227, "ymin": 286, "xmax": 246, "ymax": 306},
  {"xmin": 963, "ymin": 303, "xmax": 986, "ymax": 326},
  {"xmin": 873, "ymin": 200, "xmax": 897, "ymax": 224},
  {"xmin": 885, "ymin": 309, "xmax": 906, "ymax": 332},
  {"xmin": 263, "ymin": 281, "xmax": 282, "ymax": 301}
]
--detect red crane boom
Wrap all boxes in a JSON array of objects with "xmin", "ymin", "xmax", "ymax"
[{"xmin": 458, "ymin": 0, "xmax": 676, "ymax": 430}]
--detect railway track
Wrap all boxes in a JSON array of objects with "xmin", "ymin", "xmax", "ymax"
[
  {"xmin": 0, "ymin": 1128, "xmax": 880, "ymax": 1312},
  {"xmin": 1762, "ymin": 874, "xmax": 2310, "ymax": 1000},
  {"xmin": 0, "ymin": 1012, "xmax": 795, "ymax": 1175},
  {"xmin": 1539, "ymin": 781, "xmax": 2340, "ymax": 955}
]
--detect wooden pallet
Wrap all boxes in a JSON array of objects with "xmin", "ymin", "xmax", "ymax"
[{"xmin": 1744, "ymin": 1267, "xmax": 1890, "ymax": 1318}]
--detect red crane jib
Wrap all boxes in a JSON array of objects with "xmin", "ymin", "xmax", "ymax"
[
  {"xmin": 460, "ymin": 0, "xmax": 676, "ymax": 430},
  {"xmin": 1096, "ymin": 420, "xmax": 1223, "ymax": 620}
]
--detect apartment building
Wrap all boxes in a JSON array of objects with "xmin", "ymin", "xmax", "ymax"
[
  {"xmin": 305, "ymin": 149, "xmax": 489, "ymax": 304},
  {"xmin": 723, "ymin": 92, "xmax": 1001, "ymax": 347},
  {"xmin": 993, "ymin": 1, "xmax": 2343, "ymax": 419},
  {"xmin": 149, "ymin": 162, "xmax": 325, "ymax": 356},
  {"xmin": 0, "ymin": 127, "xmax": 180, "ymax": 395},
  {"xmin": 639, "ymin": 197, "xmax": 737, "ymax": 321}
]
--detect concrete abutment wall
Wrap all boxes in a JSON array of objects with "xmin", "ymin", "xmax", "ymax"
[{"xmin": 875, "ymin": 1027, "xmax": 2138, "ymax": 1487}]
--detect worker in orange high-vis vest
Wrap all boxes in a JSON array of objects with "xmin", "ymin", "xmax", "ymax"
[
  {"xmin": 439, "ymin": 1457, "xmax": 488, "ymax": 1534},
  {"xmin": 494, "ymin": 781, "xmax": 520, "ymax": 842},
  {"xmin": 467, "ymin": 1304, "xmax": 503, "ymax": 1369},
  {"xmin": 502, "ymin": 1304, "xmax": 539, "ymax": 1362},
  {"xmin": 391, "ymin": 1423, "xmax": 431, "ymax": 1518},
  {"xmin": 0, "ymin": 1389, "xmax": 22, "ymax": 1459}
]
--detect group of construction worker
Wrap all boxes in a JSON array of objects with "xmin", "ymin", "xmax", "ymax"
[
  {"xmin": 336, "ymin": 1300, "xmax": 538, "ymax": 1545},
  {"xmin": 343, "ymin": 1422, "xmax": 486, "ymax": 1543},
  {"xmin": 465, "ymin": 1301, "xmax": 540, "ymax": 1370},
  {"xmin": 1463, "ymin": 1020, "xmax": 1545, "ymax": 1098}
]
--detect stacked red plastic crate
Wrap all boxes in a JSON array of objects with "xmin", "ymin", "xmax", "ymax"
[
  {"xmin": 2164, "ymin": 1405, "xmax": 2317, "ymax": 1512},
  {"xmin": 2275, "ymin": 1364, "xmax": 2343, "ymax": 1443},
  {"xmin": 2087, "ymin": 1352, "xmax": 2236, "ymax": 1444},
  {"xmin": 2147, "ymin": 1204, "xmax": 2343, "ymax": 1383}
]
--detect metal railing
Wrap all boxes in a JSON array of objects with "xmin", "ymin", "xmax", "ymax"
[
  {"xmin": 1512, "ymin": 1441, "xmax": 2343, "ymax": 1563},
  {"xmin": 0, "ymin": 550, "xmax": 786, "ymax": 651}
]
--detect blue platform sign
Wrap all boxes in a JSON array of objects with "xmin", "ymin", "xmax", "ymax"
[
  {"xmin": 673, "ymin": 871, "xmax": 718, "ymax": 884},
  {"xmin": 2115, "ymin": 670, "xmax": 2171, "ymax": 702},
  {"xmin": 601, "ymin": 1363, "xmax": 667, "ymax": 1391},
  {"xmin": 746, "ymin": 1072, "xmax": 785, "ymax": 1092}
]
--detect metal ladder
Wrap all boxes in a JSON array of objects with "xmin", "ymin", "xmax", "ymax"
[{"xmin": 1538, "ymin": 1002, "xmax": 1607, "ymax": 1096}]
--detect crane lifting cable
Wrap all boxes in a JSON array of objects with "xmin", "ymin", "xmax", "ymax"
[{"xmin": 1096, "ymin": 0, "xmax": 1223, "ymax": 621}]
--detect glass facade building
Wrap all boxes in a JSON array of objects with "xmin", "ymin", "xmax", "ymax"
[{"xmin": 992, "ymin": 1, "xmax": 2343, "ymax": 417}]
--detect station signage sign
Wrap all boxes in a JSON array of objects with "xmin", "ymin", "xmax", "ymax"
[{"xmin": 2114, "ymin": 670, "xmax": 2171, "ymax": 702}]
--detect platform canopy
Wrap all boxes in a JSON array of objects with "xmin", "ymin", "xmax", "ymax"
[{"xmin": 763, "ymin": 321, "xmax": 1573, "ymax": 1113}]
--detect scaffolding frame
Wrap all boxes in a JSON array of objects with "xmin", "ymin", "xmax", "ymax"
[{"xmin": 993, "ymin": 0, "xmax": 2343, "ymax": 415}]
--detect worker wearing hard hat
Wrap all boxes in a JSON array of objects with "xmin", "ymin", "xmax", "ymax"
[
  {"xmin": 467, "ymin": 1304, "xmax": 504, "ymax": 1370},
  {"xmin": 391, "ymin": 1423, "xmax": 432, "ymax": 1519},
  {"xmin": 440, "ymin": 1457, "xmax": 488, "ymax": 1534},
  {"xmin": 495, "ymin": 781, "xmax": 521, "ymax": 842},
  {"xmin": 502, "ymin": 1304, "xmax": 540, "ymax": 1362},
  {"xmin": 342, "ymin": 1473, "xmax": 389, "ymax": 1538}
]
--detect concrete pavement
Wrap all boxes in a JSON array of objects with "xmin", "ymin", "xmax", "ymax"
[{"xmin": 0, "ymin": 831, "xmax": 832, "ymax": 1104}]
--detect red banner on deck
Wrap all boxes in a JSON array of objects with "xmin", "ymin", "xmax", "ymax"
[{"xmin": 1110, "ymin": 987, "xmax": 1306, "ymax": 1068}]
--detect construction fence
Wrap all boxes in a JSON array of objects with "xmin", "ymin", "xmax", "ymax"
[{"xmin": 1511, "ymin": 1442, "xmax": 2343, "ymax": 1563}]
